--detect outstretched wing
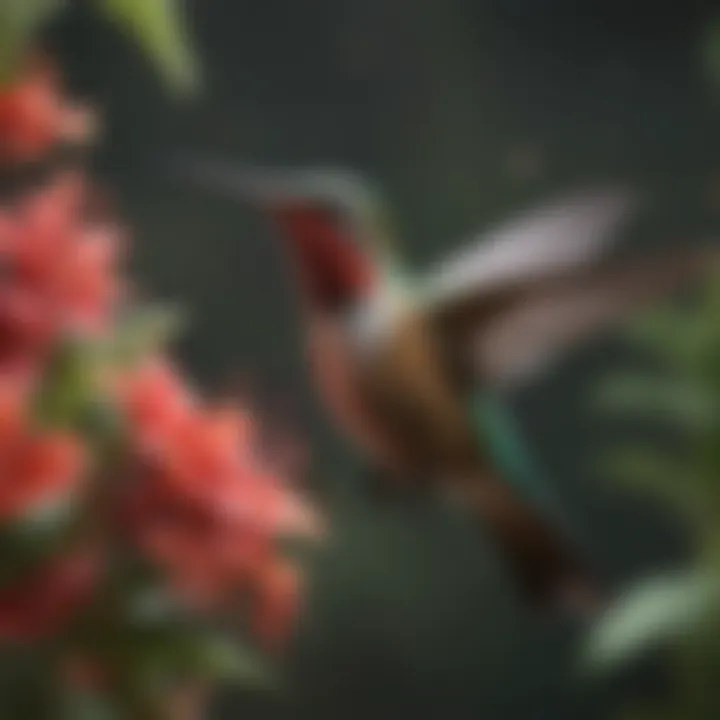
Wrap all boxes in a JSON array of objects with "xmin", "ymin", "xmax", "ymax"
[
  {"xmin": 462, "ymin": 249, "xmax": 720, "ymax": 386},
  {"xmin": 418, "ymin": 188, "xmax": 718, "ymax": 388},
  {"xmin": 420, "ymin": 188, "xmax": 636, "ymax": 312}
]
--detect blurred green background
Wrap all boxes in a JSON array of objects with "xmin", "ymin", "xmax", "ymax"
[{"xmin": 49, "ymin": 0, "xmax": 720, "ymax": 717}]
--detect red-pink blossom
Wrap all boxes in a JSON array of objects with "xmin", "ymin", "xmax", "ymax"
[
  {"xmin": 0, "ymin": 382, "xmax": 86, "ymax": 521},
  {"xmin": 0, "ymin": 55, "xmax": 95, "ymax": 165},
  {"xmin": 116, "ymin": 359, "xmax": 316, "ymax": 643},
  {"xmin": 0, "ymin": 174, "xmax": 122, "ymax": 372}
]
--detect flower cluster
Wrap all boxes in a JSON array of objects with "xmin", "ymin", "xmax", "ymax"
[
  {"xmin": 0, "ymin": 380, "xmax": 86, "ymax": 522},
  {"xmin": 0, "ymin": 58, "xmax": 317, "ymax": 714},
  {"xmin": 118, "ymin": 359, "xmax": 312, "ymax": 645},
  {"xmin": 0, "ymin": 174, "xmax": 121, "ymax": 374},
  {"xmin": 0, "ymin": 55, "xmax": 94, "ymax": 164}
]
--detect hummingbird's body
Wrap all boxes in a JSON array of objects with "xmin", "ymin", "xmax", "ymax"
[
  {"xmin": 311, "ymin": 296, "xmax": 470, "ymax": 478},
  {"xmin": 171, "ymin": 158, "xmax": 720, "ymax": 610},
  {"xmin": 302, "ymin": 250, "xmax": 592, "ymax": 604}
]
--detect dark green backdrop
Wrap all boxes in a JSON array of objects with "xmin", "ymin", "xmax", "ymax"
[{"xmin": 53, "ymin": 0, "xmax": 720, "ymax": 717}]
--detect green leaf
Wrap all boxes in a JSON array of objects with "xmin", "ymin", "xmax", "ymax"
[
  {"xmin": 582, "ymin": 569, "xmax": 720, "ymax": 674},
  {"xmin": 600, "ymin": 448, "xmax": 717, "ymax": 523},
  {"xmin": 101, "ymin": 303, "xmax": 185, "ymax": 366},
  {"xmin": 106, "ymin": 590, "xmax": 274, "ymax": 695},
  {"xmin": 34, "ymin": 337, "xmax": 97, "ymax": 428},
  {"xmin": 595, "ymin": 375, "xmax": 713, "ymax": 429},
  {"xmin": 0, "ymin": 0, "xmax": 64, "ymax": 85},
  {"xmin": 13, "ymin": 490, "xmax": 77, "ymax": 536},
  {"xmin": 601, "ymin": 448, "xmax": 684, "ymax": 489},
  {"xmin": 181, "ymin": 634, "xmax": 273, "ymax": 687},
  {"xmin": 126, "ymin": 631, "xmax": 273, "ymax": 697},
  {"xmin": 622, "ymin": 306, "xmax": 704, "ymax": 368},
  {"xmin": 97, "ymin": 0, "xmax": 200, "ymax": 95}
]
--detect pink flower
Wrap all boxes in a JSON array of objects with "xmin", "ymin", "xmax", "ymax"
[
  {"xmin": 119, "ymin": 360, "xmax": 312, "ymax": 534},
  {"xmin": 0, "ymin": 55, "xmax": 95, "ymax": 165},
  {"xmin": 0, "ymin": 382, "xmax": 86, "ymax": 521},
  {"xmin": 0, "ymin": 174, "xmax": 122, "ymax": 372},
  {"xmin": 116, "ymin": 359, "xmax": 317, "ymax": 643},
  {"xmin": 0, "ymin": 551, "xmax": 99, "ymax": 641}
]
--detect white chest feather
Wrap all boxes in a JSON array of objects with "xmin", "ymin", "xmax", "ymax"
[{"xmin": 346, "ymin": 281, "xmax": 413, "ymax": 354}]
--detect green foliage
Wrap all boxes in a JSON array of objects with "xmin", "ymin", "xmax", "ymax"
[
  {"xmin": 583, "ymin": 570, "xmax": 720, "ymax": 673},
  {"xmin": 595, "ymin": 280, "xmax": 720, "ymax": 527},
  {"xmin": 131, "ymin": 630, "xmax": 272, "ymax": 691},
  {"xmin": 116, "ymin": 589, "xmax": 272, "ymax": 690},
  {"xmin": 99, "ymin": 303, "xmax": 186, "ymax": 368},
  {"xmin": 596, "ymin": 374, "xmax": 713, "ymax": 429},
  {"xmin": 0, "ymin": 0, "xmax": 199, "ymax": 94},
  {"xmin": 53, "ymin": 556, "xmax": 274, "ymax": 716},
  {"xmin": 33, "ymin": 304, "xmax": 183, "ymax": 435},
  {"xmin": 587, "ymin": 275, "xmax": 720, "ymax": 716},
  {"xmin": 97, "ymin": 0, "xmax": 200, "ymax": 96},
  {"xmin": 599, "ymin": 449, "xmax": 705, "ymax": 519},
  {"xmin": 34, "ymin": 337, "xmax": 100, "ymax": 429}
]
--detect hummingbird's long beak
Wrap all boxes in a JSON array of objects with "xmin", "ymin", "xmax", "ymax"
[
  {"xmin": 166, "ymin": 154, "xmax": 377, "ymax": 309},
  {"xmin": 165, "ymin": 155, "xmax": 299, "ymax": 207},
  {"xmin": 165, "ymin": 154, "xmax": 377, "ymax": 215}
]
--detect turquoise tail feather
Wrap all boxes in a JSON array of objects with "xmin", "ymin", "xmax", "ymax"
[{"xmin": 470, "ymin": 392, "xmax": 568, "ymax": 523}]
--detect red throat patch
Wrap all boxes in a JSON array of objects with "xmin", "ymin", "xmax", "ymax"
[{"xmin": 272, "ymin": 205, "xmax": 374, "ymax": 310}]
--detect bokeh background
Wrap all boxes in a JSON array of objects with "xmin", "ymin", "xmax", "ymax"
[{"xmin": 50, "ymin": 0, "xmax": 720, "ymax": 717}]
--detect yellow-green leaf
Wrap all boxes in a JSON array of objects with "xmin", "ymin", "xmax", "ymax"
[
  {"xmin": 596, "ymin": 374, "xmax": 713, "ymax": 429},
  {"xmin": 101, "ymin": 303, "xmax": 186, "ymax": 366},
  {"xmin": 98, "ymin": 0, "xmax": 200, "ymax": 95},
  {"xmin": 34, "ymin": 337, "xmax": 97, "ymax": 427}
]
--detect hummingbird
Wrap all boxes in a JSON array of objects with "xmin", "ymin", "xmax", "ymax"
[{"xmin": 169, "ymin": 158, "xmax": 719, "ymax": 612}]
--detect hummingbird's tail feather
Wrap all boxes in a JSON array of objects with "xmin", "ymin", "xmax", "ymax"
[
  {"xmin": 470, "ymin": 393, "xmax": 604, "ymax": 610},
  {"xmin": 471, "ymin": 392, "xmax": 568, "ymax": 523},
  {"xmin": 464, "ymin": 476, "xmax": 604, "ymax": 615}
]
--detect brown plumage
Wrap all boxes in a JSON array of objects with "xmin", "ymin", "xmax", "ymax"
[{"xmin": 307, "ymin": 302, "xmax": 600, "ymax": 609}]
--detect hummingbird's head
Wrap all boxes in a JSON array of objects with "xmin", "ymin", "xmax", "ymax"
[
  {"xmin": 266, "ymin": 179, "xmax": 379, "ymax": 314},
  {"xmin": 170, "ymin": 158, "xmax": 390, "ymax": 315}
]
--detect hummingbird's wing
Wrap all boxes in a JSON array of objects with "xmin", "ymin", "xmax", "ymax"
[
  {"xmin": 420, "ymin": 188, "xmax": 635, "ymax": 313},
  {"xmin": 418, "ymin": 190, "xmax": 719, "ymax": 387},
  {"xmin": 461, "ymin": 250, "xmax": 720, "ymax": 386}
]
